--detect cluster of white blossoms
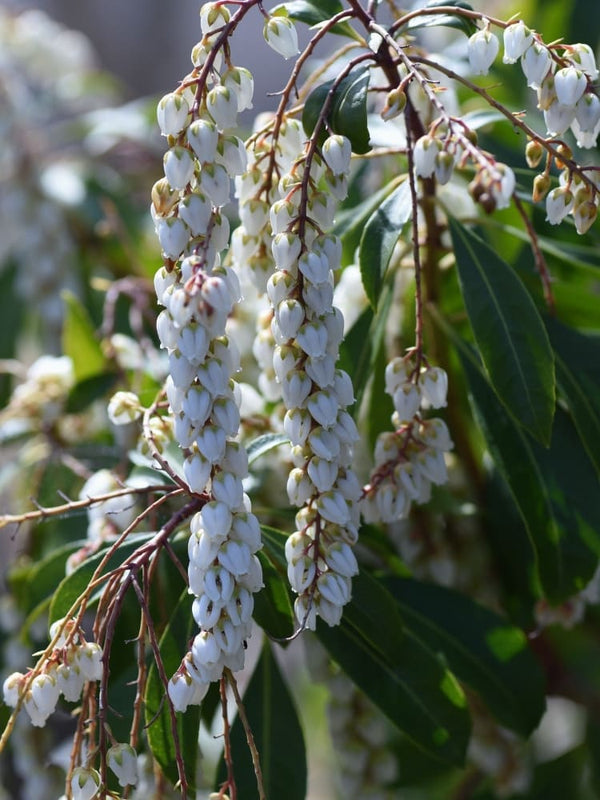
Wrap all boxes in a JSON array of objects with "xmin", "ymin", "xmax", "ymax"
[
  {"xmin": 265, "ymin": 135, "xmax": 361, "ymax": 628},
  {"xmin": 152, "ymin": 9, "xmax": 263, "ymax": 707},
  {"xmin": 467, "ymin": 19, "xmax": 600, "ymax": 231},
  {"xmin": 2, "ymin": 619, "xmax": 102, "ymax": 728},
  {"xmin": 362, "ymin": 354, "xmax": 452, "ymax": 523}
]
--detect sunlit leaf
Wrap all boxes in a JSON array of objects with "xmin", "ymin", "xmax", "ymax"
[
  {"xmin": 406, "ymin": 0, "xmax": 477, "ymax": 36},
  {"xmin": 62, "ymin": 291, "xmax": 106, "ymax": 382}
]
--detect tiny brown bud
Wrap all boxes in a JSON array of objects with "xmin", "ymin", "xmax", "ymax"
[
  {"xmin": 464, "ymin": 128, "xmax": 478, "ymax": 146},
  {"xmin": 532, "ymin": 173, "xmax": 551, "ymax": 203},
  {"xmin": 152, "ymin": 178, "xmax": 179, "ymax": 216},
  {"xmin": 479, "ymin": 192, "xmax": 497, "ymax": 214},
  {"xmin": 525, "ymin": 140, "xmax": 544, "ymax": 169},
  {"xmin": 555, "ymin": 143, "xmax": 573, "ymax": 169}
]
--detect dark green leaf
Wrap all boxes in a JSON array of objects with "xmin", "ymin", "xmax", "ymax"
[
  {"xmin": 318, "ymin": 572, "xmax": 470, "ymax": 765},
  {"xmin": 66, "ymin": 371, "xmax": 119, "ymax": 413},
  {"xmin": 62, "ymin": 291, "xmax": 106, "ymax": 382},
  {"xmin": 272, "ymin": 0, "xmax": 357, "ymax": 37},
  {"xmin": 302, "ymin": 66, "xmax": 371, "ymax": 155},
  {"xmin": 216, "ymin": 644, "xmax": 307, "ymax": 800},
  {"xmin": 49, "ymin": 534, "xmax": 154, "ymax": 624},
  {"xmin": 449, "ymin": 217, "xmax": 555, "ymax": 445},
  {"xmin": 145, "ymin": 591, "xmax": 200, "ymax": 793},
  {"xmin": 255, "ymin": 550, "xmax": 295, "ymax": 639},
  {"xmin": 359, "ymin": 180, "xmax": 412, "ymax": 307},
  {"xmin": 384, "ymin": 577, "xmax": 546, "ymax": 735},
  {"xmin": 547, "ymin": 318, "xmax": 600, "ymax": 476},
  {"xmin": 456, "ymin": 338, "xmax": 598, "ymax": 602},
  {"xmin": 247, "ymin": 433, "xmax": 289, "ymax": 466},
  {"xmin": 331, "ymin": 67, "xmax": 371, "ymax": 154},
  {"xmin": 406, "ymin": 0, "xmax": 478, "ymax": 37},
  {"xmin": 21, "ymin": 541, "xmax": 84, "ymax": 621}
]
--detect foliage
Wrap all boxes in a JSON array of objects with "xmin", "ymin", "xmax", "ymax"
[{"xmin": 1, "ymin": 2, "xmax": 600, "ymax": 800}]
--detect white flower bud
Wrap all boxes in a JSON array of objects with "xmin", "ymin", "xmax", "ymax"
[
  {"xmin": 308, "ymin": 426, "xmax": 341, "ymax": 460},
  {"xmin": 196, "ymin": 423, "xmax": 227, "ymax": 463},
  {"xmin": 201, "ymin": 501, "xmax": 233, "ymax": 541},
  {"xmin": 325, "ymin": 541, "xmax": 358, "ymax": 577},
  {"xmin": 200, "ymin": 2, "xmax": 231, "ymax": 34},
  {"xmin": 206, "ymin": 85, "xmax": 239, "ymax": 129},
  {"xmin": 76, "ymin": 642, "xmax": 103, "ymax": 681},
  {"xmin": 521, "ymin": 42, "xmax": 552, "ymax": 89},
  {"xmin": 263, "ymin": 17, "xmax": 299, "ymax": 60},
  {"xmin": 307, "ymin": 457, "xmax": 338, "ymax": 493},
  {"xmin": 156, "ymin": 216, "xmax": 189, "ymax": 260},
  {"xmin": 163, "ymin": 146, "xmax": 195, "ymax": 191},
  {"xmin": 218, "ymin": 539, "xmax": 252, "ymax": 576},
  {"xmin": 554, "ymin": 67, "xmax": 587, "ymax": 107},
  {"xmin": 468, "ymin": 28, "xmax": 499, "ymax": 76},
  {"xmin": 107, "ymin": 391, "xmax": 143, "ymax": 425},
  {"xmin": 316, "ymin": 490, "xmax": 350, "ymax": 525},
  {"xmin": 222, "ymin": 67, "xmax": 254, "ymax": 111},
  {"xmin": 281, "ymin": 370, "xmax": 313, "ymax": 407},
  {"xmin": 70, "ymin": 767, "xmax": 101, "ymax": 800},
  {"xmin": 216, "ymin": 135, "xmax": 248, "ymax": 175},
  {"xmin": 544, "ymin": 101, "xmax": 576, "ymax": 136},
  {"xmin": 107, "ymin": 743, "xmax": 139, "ymax": 787},
  {"xmin": 575, "ymin": 92, "xmax": 600, "ymax": 134},
  {"xmin": 272, "ymin": 232, "xmax": 301, "ymax": 270},
  {"xmin": 56, "ymin": 662, "xmax": 85, "ymax": 702},
  {"xmin": 157, "ymin": 93, "xmax": 190, "ymax": 137},
  {"xmin": 420, "ymin": 367, "xmax": 448, "ymax": 408},
  {"xmin": 187, "ymin": 119, "xmax": 219, "ymax": 163},
  {"xmin": 298, "ymin": 250, "xmax": 330, "ymax": 284},
  {"xmin": 307, "ymin": 389, "xmax": 339, "ymax": 428},
  {"xmin": 546, "ymin": 186, "xmax": 574, "ymax": 224},
  {"xmin": 393, "ymin": 382, "xmax": 421, "ymax": 420},
  {"xmin": 178, "ymin": 191, "xmax": 212, "ymax": 236},
  {"xmin": 212, "ymin": 471, "xmax": 245, "ymax": 509},
  {"xmin": 318, "ymin": 572, "xmax": 351, "ymax": 606},
  {"xmin": 434, "ymin": 150, "xmax": 455, "ymax": 185},
  {"xmin": 413, "ymin": 135, "xmax": 441, "ymax": 178},
  {"xmin": 3, "ymin": 672, "xmax": 23, "ymax": 707},
  {"xmin": 570, "ymin": 43, "xmax": 599, "ymax": 80},
  {"xmin": 321, "ymin": 135, "xmax": 352, "ymax": 176},
  {"xmin": 183, "ymin": 452, "xmax": 211, "ymax": 494},
  {"xmin": 503, "ymin": 21, "xmax": 533, "ymax": 64},
  {"xmin": 199, "ymin": 162, "xmax": 230, "ymax": 207},
  {"xmin": 296, "ymin": 320, "xmax": 328, "ymax": 358}
]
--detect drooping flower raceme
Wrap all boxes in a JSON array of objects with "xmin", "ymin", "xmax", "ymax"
[
  {"xmin": 362, "ymin": 354, "xmax": 453, "ymax": 524},
  {"xmin": 264, "ymin": 135, "xmax": 361, "ymax": 629},
  {"xmin": 152, "ymin": 16, "xmax": 263, "ymax": 706}
]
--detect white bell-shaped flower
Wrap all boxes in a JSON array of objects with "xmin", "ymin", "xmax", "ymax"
[
  {"xmin": 545, "ymin": 186, "xmax": 574, "ymax": 224},
  {"xmin": 70, "ymin": 767, "xmax": 101, "ymax": 800},
  {"xmin": 107, "ymin": 743, "xmax": 139, "ymax": 787},
  {"xmin": 468, "ymin": 28, "xmax": 499, "ymax": 75},
  {"xmin": 521, "ymin": 42, "xmax": 552, "ymax": 89},
  {"xmin": 554, "ymin": 67, "xmax": 587, "ymax": 107},
  {"xmin": 503, "ymin": 21, "xmax": 533, "ymax": 64},
  {"xmin": 263, "ymin": 17, "xmax": 299, "ymax": 60},
  {"xmin": 157, "ymin": 92, "xmax": 189, "ymax": 137}
]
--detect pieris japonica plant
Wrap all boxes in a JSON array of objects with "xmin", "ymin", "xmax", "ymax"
[{"xmin": 2, "ymin": 0, "xmax": 600, "ymax": 798}]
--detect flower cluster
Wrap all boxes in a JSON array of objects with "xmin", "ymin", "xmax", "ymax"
[
  {"xmin": 152, "ymin": 13, "xmax": 263, "ymax": 703},
  {"xmin": 264, "ymin": 135, "xmax": 361, "ymax": 628},
  {"xmin": 362, "ymin": 354, "xmax": 452, "ymax": 523},
  {"xmin": 2, "ymin": 619, "xmax": 103, "ymax": 727},
  {"xmin": 466, "ymin": 19, "xmax": 600, "ymax": 230}
]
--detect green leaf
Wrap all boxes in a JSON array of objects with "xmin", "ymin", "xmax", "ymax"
[
  {"xmin": 384, "ymin": 577, "xmax": 546, "ymax": 736},
  {"xmin": 216, "ymin": 643, "xmax": 307, "ymax": 800},
  {"xmin": 255, "ymin": 550, "xmax": 295, "ymax": 640},
  {"xmin": 49, "ymin": 534, "xmax": 154, "ymax": 624},
  {"xmin": 62, "ymin": 291, "xmax": 106, "ymax": 382},
  {"xmin": 272, "ymin": 0, "xmax": 357, "ymax": 38},
  {"xmin": 456, "ymin": 338, "xmax": 598, "ymax": 602},
  {"xmin": 330, "ymin": 68, "xmax": 371, "ymax": 155},
  {"xmin": 145, "ymin": 591, "xmax": 200, "ymax": 793},
  {"xmin": 359, "ymin": 180, "xmax": 412, "ymax": 307},
  {"xmin": 449, "ymin": 217, "xmax": 555, "ymax": 445},
  {"xmin": 302, "ymin": 66, "xmax": 371, "ymax": 155},
  {"xmin": 406, "ymin": 0, "xmax": 478, "ymax": 37},
  {"xmin": 547, "ymin": 318, "xmax": 600, "ymax": 476},
  {"xmin": 66, "ymin": 371, "xmax": 119, "ymax": 413},
  {"xmin": 317, "ymin": 572, "xmax": 470, "ymax": 766},
  {"xmin": 247, "ymin": 433, "xmax": 289, "ymax": 466}
]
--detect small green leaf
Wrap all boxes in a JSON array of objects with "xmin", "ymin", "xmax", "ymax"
[
  {"xmin": 359, "ymin": 180, "xmax": 412, "ymax": 307},
  {"xmin": 449, "ymin": 217, "xmax": 555, "ymax": 445},
  {"xmin": 247, "ymin": 433, "xmax": 289, "ymax": 465},
  {"xmin": 406, "ymin": 0, "xmax": 478, "ymax": 37},
  {"xmin": 302, "ymin": 66, "xmax": 371, "ymax": 155},
  {"xmin": 317, "ymin": 571, "xmax": 470, "ymax": 766},
  {"xmin": 216, "ymin": 643, "xmax": 307, "ymax": 799},
  {"xmin": 145, "ymin": 591, "xmax": 200, "ymax": 793},
  {"xmin": 384, "ymin": 577, "xmax": 546, "ymax": 736},
  {"xmin": 62, "ymin": 291, "xmax": 106, "ymax": 382}
]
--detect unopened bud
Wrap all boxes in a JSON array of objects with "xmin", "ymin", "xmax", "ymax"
[
  {"xmin": 555, "ymin": 143, "xmax": 572, "ymax": 169},
  {"xmin": 381, "ymin": 86, "xmax": 407, "ymax": 121},
  {"xmin": 151, "ymin": 178, "xmax": 179, "ymax": 217},
  {"xmin": 525, "ymin": 140, "xmax": 544, "ymax": 169},
  {"xmin": 532, "ymin": 173, "xmax": 551, "ymax": 203}
]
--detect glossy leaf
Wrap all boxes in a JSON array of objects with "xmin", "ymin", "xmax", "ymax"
[
  {"xmin": 216, "ymin": 644, "xmax": 307, "ymax": 800},
  {"xmin": 406, "ymin": 0, "xmax": 478, "ymax": 36},
  {"xmin": 272, "ymin": 0, "xmax": 357, "ymax": 37},
  {"xmin": 303, "ymin": 66, "xmax": 371, "ymax": 155},
  {"xmin": 547, "ymin": 318, "xmax": 600, "ymax": 476},
  {"xmin": 359, "ymin": 180, "xmax": 412, "ymax": 307},
  {"xmin": 384, "ymin": 577, "xmax": 546, "ymax": 735},
  {"xmin": 62, "ymin": 291, "xmax": 106, "ymax": 382},
  {"xmin": 145, "ymin": 591, "xmax": 200, "ymax": 793},
  {"xmin": 66, "ymin": 371, "xmax": 119, "ymax": 413},
  {"xmin": 317, "ymin": 573, "xmax": 470, "ymax": 765},
  {"xmin": 449, "ymin": 217, "xmax": 555, "ymax": 445},
  {"xmin": 255, "ymin": 550, "xmax": 295, "ymax": 640},
  {"xmin": 457, "ymin": 339, "xmax": 598, "ymax": 602}
]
